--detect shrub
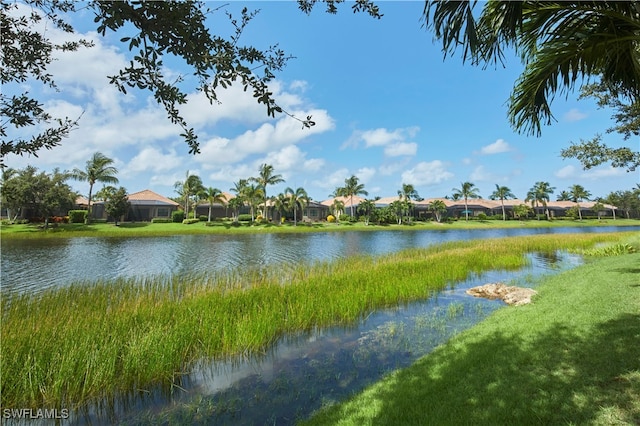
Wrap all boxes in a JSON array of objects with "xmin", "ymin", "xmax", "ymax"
[
  {"xmin": 339, "ymin": 214, "xmax": 349, "ymax": 222},
  {"xmin": 171, "ymin": 210, "xmax": 185, "ymax": 223},
  {"xmin": 68, "ymin": 210, "xmax": 87, "ymax": 223},
  {"xmin": 151, "ymin": 218, "xmax": 172, "ymax": 223},
  {"xmin": 198, "ymin": 215, "xmax": 208, "ymax": 222},
  {"xmin": 477, "ymin": 213, "xmax": 488, "ymax": 221},
  {"xmin": 237, "ymin": 214, "xmax": 252, "ymax": 222},
  {"xmin": 182, "ymin": 219, "xmax": 200, "ymax": 224}
]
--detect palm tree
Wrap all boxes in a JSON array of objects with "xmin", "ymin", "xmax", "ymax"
[
  {"xmin": 338, "ymin": 175, "xmax": 368, "ymax": 218},
  {"xmin": 557, "ymin": 190, "xmax": 572, "ymax": 201},
  {"xmin": 568, "ymin": 184, "xmax": 592, "ymax": 221},
  {"xmin": 452, "ymin": 182, "xmax": 480, "ymax": 221},
  {"xmin": 357, "ymin": 198, "xmax": 377, "ymax": 226},
  {"xmin": 284, "ymin": 186, "xmax": 308, "ymax": 226},
  {"xmin": 273, "ymin": 192, "xmax": 291, "ymax": 223},
  {"xmin": 174, "ymin": 171, "xmax": 204, "ymax": 220},
  {"xmin": 71, "ymin": 152, "xmax": 118, "ymax": 223},
  {"xmin": 243, "ymin": 183, "xmax": 264, "ymax": 223},
  {"xmin": 423, "ymin": 2, "xmax": 640, "ymax": 136},
  {"xmin": 204, "ymin": 187, "xmax": 225, "ymax": 222},
  {"xmin": 330, "ymin": 198, "xmax": 345, "ymax": 220},
  {"xmin": 428, "ymin": 199, "xmax": 447, "ymax": 223},
  {"xmin": 250, "ymin": 164, "xmax": 284, "ymax": 222},
  {"xmin": 489, "ymin": 184, "xmax": 515, "ymax": 221},
  {"xmin": 526, "ymin": 181, "xmax": 556, "ymax": 220},
  {"xmin": 398, "ymin": 183, "xmax": 421, "ymax": 223},
  {"xmin": 227, "ymin": 196, "xmax": 244, "ymax": 223}
]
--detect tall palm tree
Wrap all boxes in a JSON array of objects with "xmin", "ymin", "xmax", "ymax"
[
  {"xmin": 452, "ymin": 181, "xmax": 480, "ymax": 221},
  {"xmin": 174, "ymin": 171, "xmax": 204, "ymax": 220},
  {"xmin": 526, "ymin": 181, "xmax": 556, "ymax": 220},
  {"xmin": 489, "ymin": 184, "xmax": 515, "ymax": 221},
  {"xmin": 284, "ymin": 186, "xmax": 308, "ymax": 226},
  {"xmin": 423, "ymin": 1, "xmax": 640, "ymax": 136},
  {"xmin": 250, "ymin": 164, "xmax": 284, "ymax": 221},
  {"xmin": 204, "ymin": 187, "xmax": 225, "ymax": 222},
  {"xmin": 339, "ymin": 175, "xmax": 368, "ymax": 218},
  {"xmin": 568, "ymin": 184, "xmax": 592, "ymax": 221},
  {"xmin": 71, "ymin": 152, "xmax": 118, "ymax": 223}
]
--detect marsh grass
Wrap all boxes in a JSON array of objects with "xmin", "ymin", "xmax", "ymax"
[{"xmin": 1, "ymin": 232, "xmax": 635, "ymax": 410}]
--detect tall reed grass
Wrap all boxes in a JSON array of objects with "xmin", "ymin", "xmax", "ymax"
[{"xmin": 1, "ymin": 232, "xmax": 633, "ymax": 409}]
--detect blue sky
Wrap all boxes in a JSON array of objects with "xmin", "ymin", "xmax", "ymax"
[{"xmin": 6, "ymin": 1, "xmax": 639, "ymax": 203}]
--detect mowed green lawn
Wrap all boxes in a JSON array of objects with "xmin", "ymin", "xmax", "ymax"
[
  {"xmin": 1, "ymin": 218, "xmax": 638, "ymax": 239},
  {"xmin": 304, "ymin": 245, "xmax": 640, "ymax": 425}
]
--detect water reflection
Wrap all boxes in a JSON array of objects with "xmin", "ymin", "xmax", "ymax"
[
  {"xmin": 2, "ymin": 226, "xmax": 636, "ymax": 296},
  {"xmin": 69, "ymin": 251, "xmax": 582, "ymax": 425}
]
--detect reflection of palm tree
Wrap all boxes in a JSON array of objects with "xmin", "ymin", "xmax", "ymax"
[
  {"xmin": 452, "ymin": 181, "xmax": 480, "ymax": 221},
  {"xmin": 71, "ymin": 152, "xmax": 118, "ymax": 223},
  {"xmin": 489, "ymin": 184, "xmax": 515, "ymax": 221}
]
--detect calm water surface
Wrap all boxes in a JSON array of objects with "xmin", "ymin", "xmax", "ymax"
[{"xmin": 2, "ymin": 226, "xmax": 638, "ymax": 296}]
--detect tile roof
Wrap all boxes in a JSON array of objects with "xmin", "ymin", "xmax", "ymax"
[{"xmin": 127, "ymin": 189, "xmax": 179, "ymax": 206}]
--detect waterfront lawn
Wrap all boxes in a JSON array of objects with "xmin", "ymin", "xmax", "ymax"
[
  {"xmin": 304, "ymin": 247, "xmax": 640, "ymax": 425},
  {"xmin": 1, "ymin": 218, "xmax": 638, "ymax": 239}
]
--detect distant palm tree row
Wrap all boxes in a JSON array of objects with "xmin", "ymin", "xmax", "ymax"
[{"xmin": 172, "ymin": 162, "xmax": 625, "ymax": 223}]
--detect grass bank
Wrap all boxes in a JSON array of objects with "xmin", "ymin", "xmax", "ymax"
[
  {"xmin": 1, "ymin": 218, "xmax": 638, "ymax": 239},
  {"xmin": 304, "ymin": 237, "xmax": 640, "ymax": 425},
  {"xmin": 1, "ymin": 233, "xmax": 636, "ymax": 412}
]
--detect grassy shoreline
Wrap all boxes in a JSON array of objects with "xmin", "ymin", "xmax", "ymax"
[
  {"xmin": 1, "ymin": 218, "xmax": 638, "ymax": 239},
  {"xmin": 1, "ymin": 232, "xmax": 636, "ymax": 412},
  {"xmin": 304, "ymin": 238, "xmax": 640, "ymax": 425}
]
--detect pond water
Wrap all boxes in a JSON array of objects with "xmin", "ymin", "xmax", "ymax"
[
  {"xmin": 70, "ymin": 251, "xmax": 581, "ymax": 425},
  {"xmin": 2, "ymin": 226, "xmax": 638, "ymax": 296}
]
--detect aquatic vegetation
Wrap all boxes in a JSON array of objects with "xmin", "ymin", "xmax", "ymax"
[
  {"xmin": 0, "ymin": 232, "xmax": 633, "ymax": 410},
  {"xmin": 579, "ymin": 243, "xmax": 637, "ymax": 257}
]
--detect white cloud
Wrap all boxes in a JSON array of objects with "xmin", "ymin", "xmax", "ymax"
[
  {"xmin": 582, "ymin": 166, "xmax": 626, "ymax": 179},
  {"xmin": 384, "ymin": 142, "xmax": 417, "ymax": 157},
  {"xmin": 555, "ymin": 165, "xmax": 576, "ymax": 179},
  {"xmin": 342, "ymin": 126, "xmax": 420, "ymax": 149},
  {"xmin": 469, "ymin": 165, "xmax": 495, "ymax": 182},
  {"xmin": 314, "ymin": 168, "xmax": 350, "ymax": 193},
  {"xmin": 196, "ymin": 110, "xmax": 334, "ymax": 167},
  {"xmin": 125, "ymin": 147, "xmax": 182, "ymax": 174},
  {"xmin": 356, "ymin": 167, "xmax": 377, "ymax": 184},
  {"xmin": 401, "ymin": 161, "xmax": 454, "ymax": 186},
  {"xmin": 564, "ymin": 108, "xmax": 588, "ymax": 122},
  {"xmin": 480, "ymin": 139, "xmax": 512, "ymax": 155}
]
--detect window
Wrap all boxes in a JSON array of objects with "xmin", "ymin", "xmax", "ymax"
[{"xmin": 157, "ymin": 207, "xmax": 169, "ymax": 217}]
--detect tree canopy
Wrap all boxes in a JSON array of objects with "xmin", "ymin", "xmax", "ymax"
[{"xmin": 1, "ymin": 0, "xmax": 380, "ymax": 165}]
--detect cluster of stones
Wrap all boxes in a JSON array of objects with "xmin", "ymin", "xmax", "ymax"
[{"xmin": 466, "ymin": 283, "xmax": 537, "ymax": 306}]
